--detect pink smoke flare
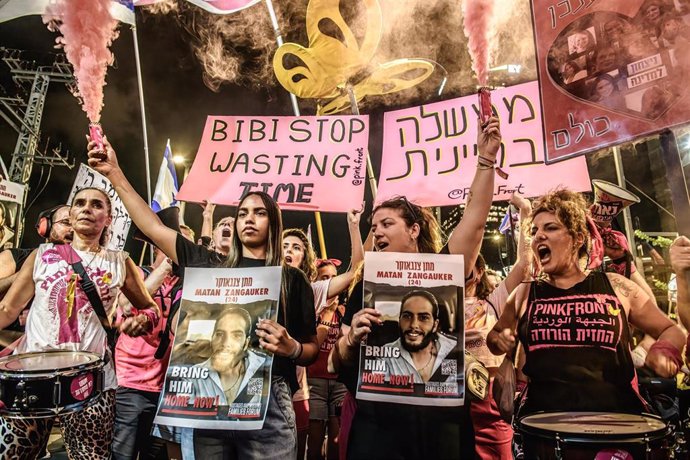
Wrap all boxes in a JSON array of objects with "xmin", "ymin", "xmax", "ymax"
[
  {"xmin": 462, "ymin": 0, "xmax": 494, "ymax": 85},
  {"xmin": 43, "ymin": 0, "xmax": 119, "ymax": 123}
]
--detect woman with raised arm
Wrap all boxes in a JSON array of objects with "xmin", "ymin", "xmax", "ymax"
[
  {"xmin": 487, "ymin": 189, "xmax": 684, "ymax": 417},
  {"xmin": 0, "ymin": 187, "xmax": 159, "ymax": 458},
  {"xmin": 465, "ymin": 193, "xmax": 531, "ymax": 459},
  {"xmin": 331, "ymin": 116, "xmax": 502, "ymax": 460},
  {"xmin": 281, "ymin": 209, "xmax": 363, "ymax": 459},
  {"xmin": 87, "ymin": 138, "xmax": 318, "ymax": 458}
]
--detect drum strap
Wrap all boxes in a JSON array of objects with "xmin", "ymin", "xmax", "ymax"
[{"xmin": 54, "ymin": 245, "xmax": 117, "ymax": 355}]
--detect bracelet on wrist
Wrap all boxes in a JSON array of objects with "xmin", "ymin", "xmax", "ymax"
[
  {"xmin": 289, "ymin": 339, "xmax": 303, "ymax": 361},
  {"xmin": 477, "ymin": 155, "xmax": 496, "ymax": 166},
  {"xmin": 476, "ymin": 156, "xmax": 510, "ymax": 180}
]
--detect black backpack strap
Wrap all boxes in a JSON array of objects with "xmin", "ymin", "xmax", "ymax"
[{"xmin": 154, "ymin": 283, "xmax": 183, "ymax": 359}]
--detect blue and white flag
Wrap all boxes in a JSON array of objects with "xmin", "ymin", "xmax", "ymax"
[
  {"xmin": 498, "ymin": 208, "xmax": 519, "ymax": 235},
  {"xmin": 110, "ymin": 0, "xmax": 135, "ymax": 25},
  {"xmin": 151, "ymin": 140, "xmax": 179, "ymax": 212}
]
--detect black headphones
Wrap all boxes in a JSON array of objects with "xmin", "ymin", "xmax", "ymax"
[{"xmin": 35, "ymin": 206, "xmax": 65, "ymax": 239}]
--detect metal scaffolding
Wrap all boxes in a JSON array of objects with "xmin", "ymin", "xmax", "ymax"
[{"xmin": 0, "ymin": 48, "xmax": 75, "ymax": 242}]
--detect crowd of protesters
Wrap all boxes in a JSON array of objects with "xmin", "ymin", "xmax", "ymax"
[{"xmin": 0, "ymin": 113, "xmax": 688, "ymax": 460}]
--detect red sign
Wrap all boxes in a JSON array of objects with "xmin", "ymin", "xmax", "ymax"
[{"xmin": 532, "ymin": 0, "xmax": 690, "ymax": 163}]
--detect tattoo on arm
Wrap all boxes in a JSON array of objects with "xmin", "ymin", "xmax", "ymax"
[{"xmin": 611, "ymin": 276, "xmax": 639, "ymax": 299}]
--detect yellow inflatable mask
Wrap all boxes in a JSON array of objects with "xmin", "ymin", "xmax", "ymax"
[{"xmin": 273, "ymin": 0, "xmax": 434, "ymax": 114}]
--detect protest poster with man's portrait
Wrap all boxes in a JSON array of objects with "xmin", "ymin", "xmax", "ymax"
[
  {"xmin": 356, "ymin": 252, "xmax": 465, "ymax": 406},
  {"xmin": 154, "ymin": 266, "xmax": 281, "ymax": 430},
  {"xmin": 0, "ymin": 180, "xmax": 25, "ymax": 249}
]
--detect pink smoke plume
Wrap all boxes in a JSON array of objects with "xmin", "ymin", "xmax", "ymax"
[
  {"xmin": 43, "ymin": 0, "xmax": 119, "ymax": 123},
  {"xmin": 462, "ymin": 0, "xmax": 494, "ymax": 85}
]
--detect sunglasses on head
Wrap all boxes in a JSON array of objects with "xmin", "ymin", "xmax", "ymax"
[{"xmin": 394, "ymin": 196, "xmax": 420, "ymax": 223}]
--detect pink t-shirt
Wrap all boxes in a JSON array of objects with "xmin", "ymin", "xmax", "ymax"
[{"xmin": 115, "ymin": 270, "xmax": 180, "ymax": 392}]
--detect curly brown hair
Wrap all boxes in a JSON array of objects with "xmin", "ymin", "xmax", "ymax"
[
  {"xmin": 282, "ymin": 228, "xmax": 317, "ymax": 282},
  {"xmin": 528, "ymin": 188, "xmax": 591, "ymax": 262}
]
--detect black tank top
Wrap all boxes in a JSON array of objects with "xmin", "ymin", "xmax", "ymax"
[{"xmin": 517, "ymin": 271, "xmax": 645, "ymax": 415}]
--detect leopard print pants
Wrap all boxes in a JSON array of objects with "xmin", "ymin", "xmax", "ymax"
[{"xmin": 0, "ymin": 390, "xmax": 115, "ymax": 459}]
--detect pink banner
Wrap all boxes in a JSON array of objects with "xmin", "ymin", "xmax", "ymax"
[
  {"xmin": 184, "ymin": 0, "xmax": 259, "ymax": 14},
  {"xmin": 532, "ymin": 0, "xmax": 690, "ymax": 163},
  {"xmin": 377, "ymin": 81, "xmax": 591, "ymax": 206},
  {"xmin": 177, "ymin": 115, "xmax": 369, "ymax": 212}
]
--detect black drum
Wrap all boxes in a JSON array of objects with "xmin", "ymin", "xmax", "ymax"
[
  {"xmin": 518, "ymin": 412, "xmax": 672, "ymax": 460},
  {"xmin": 0, "ymin": 351, "xmax": 104, "ymax": 417}
]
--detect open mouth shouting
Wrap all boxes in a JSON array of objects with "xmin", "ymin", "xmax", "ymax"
[
  {"xmin": 284, "ymin": 255, "xmax": 294, "ymax": 265},
  {"xmin": 537, "ymin": 244, "xmax": 551, "ymax": 265},
  {"xmin": 222, "ymin": 228, "xmax": 231, "ymax": 238},
  {"xmin": 375, "ymin": 240, "xmax": 389, "ymax": 251}
]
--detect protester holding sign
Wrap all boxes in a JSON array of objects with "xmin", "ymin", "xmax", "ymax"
[
  {"xmin": 87, "ymin": 138, "xmax": 318, "ymax": 458},
  {"xmin": 332, "ymin": 116, "xmax": 502, "ymax": 459},
  {"xmin": 0, "ymin": 187, "xmax": 159, "ymax": 458},
  {"xmin": 487, "ymin": 189, "xmax": 684, "ymax": 417}
]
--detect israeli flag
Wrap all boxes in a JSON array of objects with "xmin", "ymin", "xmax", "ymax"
[
  {"xmin": 498, "ymin": 208, "xmax": 519, "ymax": 235},
  {"xmin": 151, "ymin": 140, "xmax": 179, "ymax": 212},
  {"xmin": 110, "ymin": 0, "xmax": 135, "ymax": 25}
]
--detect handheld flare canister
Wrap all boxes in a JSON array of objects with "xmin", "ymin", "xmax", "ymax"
[{"xmin": 89, "ymin": 123, "xmax": 107, "ymax": 160}]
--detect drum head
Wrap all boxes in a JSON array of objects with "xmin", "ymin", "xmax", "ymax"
[
  {"xmin": 520, "ymin": 412, "xmax": 667, "ymax": 437},
  {"xmin": 0, "ymin": 351, "xmax": 101, "ymax": 373}
]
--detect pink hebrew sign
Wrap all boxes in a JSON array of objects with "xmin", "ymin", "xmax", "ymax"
[
  {"xmin": 177, "ymin": 115, "xmax": 369, "ymax": 212},
  {"xmin": 377, "ymin": 81, "xmax": 591, "ymax": 206}
]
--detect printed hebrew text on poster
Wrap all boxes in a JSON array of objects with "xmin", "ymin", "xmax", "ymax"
[
  {"xmin": 377, "ymin": 81, "xmax": 590, "ymax": 206},
  {"xmin": 176, "ymin": 115, "xmax": 369, "ymax": 212},
  {"xmin": 154, "ymin": 266, "xmax": 281, "ymax": 430},
  {"xmin": 0, "ymin": 180, "xmax": 25, "ymax": 249},
  {"xmin": 356, "ymin": 252, "xmax": 465, "ymax": 406},
  {"xmin": 68, "ymin": 164, "xmax": 131, "ymax": 251},
  {"xmin": 532, "ymin": 0, "xmax": 690, "ymax": 163}
]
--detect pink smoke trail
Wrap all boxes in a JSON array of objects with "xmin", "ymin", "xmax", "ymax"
[
  {"xmin": 43, "ymin": 0, "xmax": 119, "ymax": 123},
  {"xmin": 462, "ymin": 0, "xmax": 494, "ymax": 85}
]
